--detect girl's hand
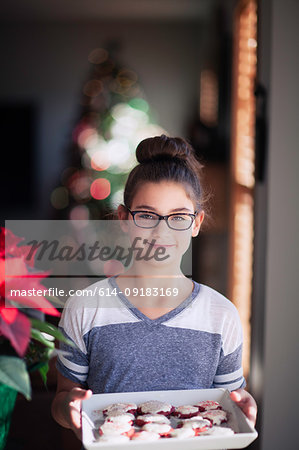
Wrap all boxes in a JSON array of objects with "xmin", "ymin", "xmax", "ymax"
[
  {"xmin": 63, "ymin": 387, "xmax": 93, "ymax": 440},
  {"xmin": 52, "ymin": 373, "xmax": 93, "ymax": 441},
  {"xmin": 230, "ymin": 389, "xmax": 257, "ymax": 427}
]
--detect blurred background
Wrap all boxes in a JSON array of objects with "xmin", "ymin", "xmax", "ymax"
[{"xmin": 0, "ymin": 0, "xmax": 298, "ymax": 449}]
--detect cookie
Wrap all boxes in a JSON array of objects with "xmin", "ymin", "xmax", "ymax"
[
  {"xmin": 202, "ymin": 425, "xmax": 234, "ymax": 436},
  {"xmin": 169, "ymin": 427, "xmax": 196, "ymax": 439},
  {"xmin": 131, "ymin": 431, "xmax": 161, "ymax": 441},
  {"xmin": 104, "ymin": 412, "xmax": 135, "ymax": 426},
  {"xmin": 178, "ymin": 418, "xmax": 211, "ymax": 435},
  {"xmin": 137, "ymin": 400, "xmax": 174, "ymax": 416},
  {"xmin": 201, "ymin": 409, "xmax": 228, "ymax": 425},
  {"xmin": 102, "ymin": 402, "xmax": 137, "ymax": 416},
  {"xmin": 142, "ymin": 422, "xmax": 173, "ymax": 437},
  {"xmin": 135, "ymin": 414, "xmax": 171, "ymax": 427},
  {"xmin": 173, "ymin": 405, "xmax": 200, "ymax": 419},
  {"xmin": 194, "ymin": 400, "xmax": 222, "ymax": 412},
  {"xmin": 99, "ymin": 421, "xmax": 134, "ymax": 437}
]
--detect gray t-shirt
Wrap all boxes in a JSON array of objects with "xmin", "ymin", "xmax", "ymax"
[{"xmin": 56, "ymin": 276, "xmax": 245, "ymax": 393}]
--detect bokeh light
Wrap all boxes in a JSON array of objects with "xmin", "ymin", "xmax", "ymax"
[
  {"xmin": 88, "ymin": 48, "xmax": 109, "ymax": 65},
  {"xmin": 130, "ymin": 124, "xmax": 167, "ymax": 148},
  {"xmin": 110, "ymin": 188, "xmax": 125, "ymax": 209},
  {"xmin": 50, "ymin": 187, "xmax": 69, "ymax": 209},
  {"xmin": 91, "ymin": 150, "xmax": 110, "ymax": 171},
  {"xmin": 54, "ymin": 47, "xmax": 169, "ymax": 214},
  {"xmin": 107, "ymin": 139, "xmax": 131, "ymax": 165},
  {"xmin": 117, "ymin": 69, "xmax": 138, "ymax": 88},
  {"xmin": 77, "ymin": 127, "xmax": 98, "ymax": 149},
  {"xmin": 129, "ymin": 98, "xmax": 150, "ymax": 113},
  {"xmin": 69, "ymin": 205, "xmax": 90, "ymax": 221},
  {"xmin": 90, "ymin": 178, "xmax": 111, "ymax": 200},
  {"xmin": 85, "ymin": 135, "xmax": 106, "ymax": 154},
  {"xmin": 69, "ymin": 172, "xmax": 92, "ymax": 201},
  {"xmin": 83, "ymin": 80, "xmax": 103, "ymax": 97}
]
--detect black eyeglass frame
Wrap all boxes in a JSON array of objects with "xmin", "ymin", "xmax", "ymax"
[{"xmin": 124, "ymin": 206, "xmax": 198, "ymax": 231}]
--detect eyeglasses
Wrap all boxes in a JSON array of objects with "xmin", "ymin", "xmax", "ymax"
[{"xmin": 125, "ymin": 206, "xmax": 197, "ymax": 231}]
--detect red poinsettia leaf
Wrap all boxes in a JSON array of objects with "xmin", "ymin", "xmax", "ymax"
[
  {"xmin": 0, "ymin": 228, "xmax": 37, "ymax": 266},
  {"xmin": 0, "ymin": 306, "xmax": 18, "ymax": 323},
  {"xmin": 0, "ymin": 309, "xmax": 31, "ymax": 357},
  {"xmin": 0, "ymin": 259, "xmax": 5, "ymax": 283},
  {"xmin": 3, "ymin": 277, "xmax": 60, "ymax": 316},
  {"xmin": 0, "ymin": 229, "xmax": 60, "ymax": 318},
  {"xmin": 0, "ymin": 228, "xmax": 25, "ymax": 258},
  {"xmin": 1, "ymin": 255, "xmax": 50, "ymax": 280},
  {"xmin": 0, "ymin": 258, "xmax": 28, "ymax": 286},
  {"xmin": 2, "ymin": 257, "xmax": 30, "ymax": 278},
  {"xmin": 7, "ymin": 245, "xmax": 38, "ymax": 267},
  {"xmin": 24, "ymin": 245, "xmax": 39, "ymax": 267},
  {"xmin": 0, "ymin": 228, "xmax": 4, "ymax": 258}
]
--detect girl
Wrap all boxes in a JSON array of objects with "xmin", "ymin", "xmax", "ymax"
[{"xmin": 51, "ymin": 135, "xmax": 257, "ymax": 441}]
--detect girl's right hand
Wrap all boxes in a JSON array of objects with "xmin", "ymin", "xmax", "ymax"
[{"xmin": 64, "ymin": 387, "xmax": 93, "ymax": 440}]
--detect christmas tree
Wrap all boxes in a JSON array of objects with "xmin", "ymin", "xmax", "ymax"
[{"xmin": 50, "ymin": 44, "xmax": 166, "ymax": 220}]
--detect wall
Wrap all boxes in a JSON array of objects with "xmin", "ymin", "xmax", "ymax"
[
  {"xmin": 0, "ymin": 20, "xmax": 203, "ymax": 218},
  {"xmin": 259, "ymin": 1, "xmax": 299, "ymax": 449}
]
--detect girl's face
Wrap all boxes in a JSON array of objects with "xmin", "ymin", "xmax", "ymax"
[{"xmin": 118, "ymin": 181, "xmax": 204, "ymax": 272}]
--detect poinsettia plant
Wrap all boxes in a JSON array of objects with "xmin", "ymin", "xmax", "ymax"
[{"xmin": 0, "ymin": 227, "xmax": 73, "ymax": 400}]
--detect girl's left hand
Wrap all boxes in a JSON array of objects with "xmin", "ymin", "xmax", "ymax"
[{"xmin": 230, "ymin": 389, "xmax": 257, "ymax": 427}]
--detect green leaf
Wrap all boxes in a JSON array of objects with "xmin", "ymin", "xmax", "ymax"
[
  {"xmin": 27, "ymin": 361, "xmax": 46, "ymax": 373},
  {"xmin": 29, "ymin": 318, "xmax": 75, "ymax": 348},
  {"xmin": 38, "ymin": 362, "xmax": 49, "ymax": 387},
  {"xmin": 0, "ymin": 356, "xmax": 31, "ymax": 400},
  {"xmin": 31, "ymin": 328, "xmax": 55, "ymax": 348}
]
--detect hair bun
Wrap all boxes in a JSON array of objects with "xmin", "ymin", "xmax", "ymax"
[{"xmin": 136, "ymin": 134, "xmax": 191, "ymax": 164}]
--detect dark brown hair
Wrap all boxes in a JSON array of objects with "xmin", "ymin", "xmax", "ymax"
[{"xmin": 123, "ymin": 134, "xmax": 206, "ymax": 212}]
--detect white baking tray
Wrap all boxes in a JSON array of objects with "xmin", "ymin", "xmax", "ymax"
[{"xmin": 82, "ymin": 388, "xmax": 258, "ymax": 450}]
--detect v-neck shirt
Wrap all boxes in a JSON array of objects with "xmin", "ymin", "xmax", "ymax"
[
  {"xmin": 56, "ymin": 276, "xmax": 246, "ymax": 394},
  {"xmin": 108, "ymin": 275, "xmax": 199, "ymax": 325}
]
